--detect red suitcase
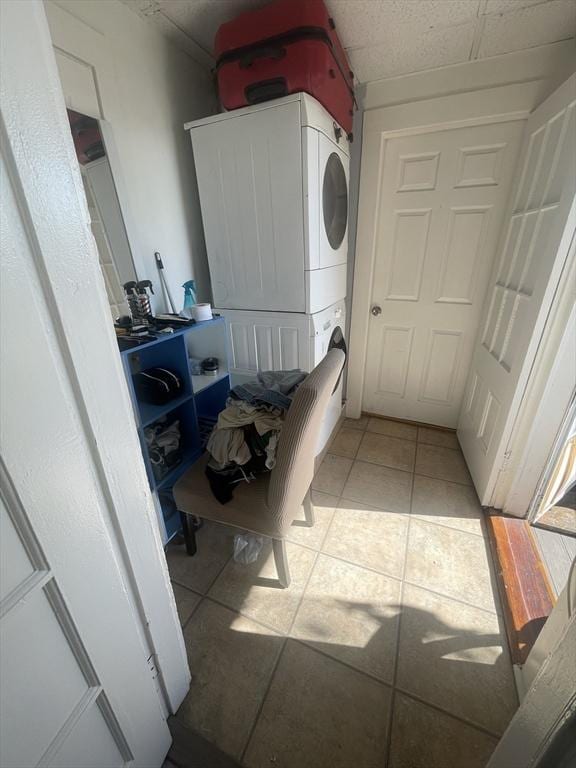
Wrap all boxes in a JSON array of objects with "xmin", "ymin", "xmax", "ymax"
[{"xmin": 215, "ymin": 0, "xmax": 355, "ymax": 137}]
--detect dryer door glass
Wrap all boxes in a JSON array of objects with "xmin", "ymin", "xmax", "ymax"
[{"xmin": 322, "ymin": 152, "xmax": 348, "ymax": 250}]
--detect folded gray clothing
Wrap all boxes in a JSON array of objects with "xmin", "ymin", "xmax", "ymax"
[{"xmin": 231, "ymin": 369, "xmax": 307, "ymax": 410}]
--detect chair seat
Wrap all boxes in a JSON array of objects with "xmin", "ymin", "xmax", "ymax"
[{"xmin": 173, "ymin": 454, "xmax": 282, "ymax": 538}]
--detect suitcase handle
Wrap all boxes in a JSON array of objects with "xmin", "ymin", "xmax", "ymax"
[
  {"xmin": 239, "ymin": 45, "xmax": 286, "ymax": 69},
  {"xmin": 245, "ymin": 78, "xmax": 289, "ymax": 105}
]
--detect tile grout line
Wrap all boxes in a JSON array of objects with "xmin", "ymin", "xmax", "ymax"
[
  {"xmin": 328, "ymin": 452, "xmax": 474, "ymax": 488},
  {"xmin": 383, "ymin": 467, "xmax": 416, "ymax": 767},
  {"xmin": 181, "ymin": 592, "xmax": 203, "ymax": 630},
  {"xmin": 239, "ymin": 530, "xmax": 325, "ymax": 764},
  {"xmin": 298, "ymin": 544, "xmax": 501, "ymax": 618},
  {"xmin": 394, "ymin": 686, "xmax": 505, "ymax": 741},
  {"xmin": 201, "ymin": 593, "xmax": 286, "ymax": 639},
  {"xmin": 238, "ymin": 636, "xmax": 287, "ymax": 766},
  {"xmin": 292, "ymin": 636, "xmax": 395, "ymax": 689}
]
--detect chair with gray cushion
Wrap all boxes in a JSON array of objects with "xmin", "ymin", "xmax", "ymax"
[{"xmin": 173, "ymin": 348, "xmax": 346, "ymax": 587}]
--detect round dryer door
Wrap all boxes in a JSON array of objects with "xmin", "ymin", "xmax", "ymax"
[
  {"xmin": 319, "ymin": 134, "xmax": 349, "ymax": 270},
  {"xmin": 322, "ymin": 152, "xmax": 348, "ymax": 250}
]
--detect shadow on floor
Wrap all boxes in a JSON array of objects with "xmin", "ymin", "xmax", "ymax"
[{"xmin": 168, "ymin": 506, "xmax": 515, "ymax": 768}]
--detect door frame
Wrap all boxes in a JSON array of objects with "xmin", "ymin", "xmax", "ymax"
[
  {"xmin": 346, "ymin": 82, "xmax": 546, "ymax": 419},
  {"xmin": 492, "ymin": 229, "xmax": 576, "ymax": 516},
  {"xmin": 486, "ymin": 609, "xmax": 576, "ymax": 768},
  {"xmin": 2, "ymin": 0, "xmax": 189, "ymax": 715}
]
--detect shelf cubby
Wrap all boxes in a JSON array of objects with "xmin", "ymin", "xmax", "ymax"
[{"xmin": 120, "ymin": 317, "xmax": 231, "ymax": 544}]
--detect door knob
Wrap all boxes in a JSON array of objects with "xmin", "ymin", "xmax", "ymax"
[{"xmin": 371, "ymin": 305, "xmax": 382, "ymax": 316}]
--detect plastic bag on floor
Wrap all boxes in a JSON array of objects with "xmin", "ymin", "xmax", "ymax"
[{"xmin": 233, "ymin": 533, "xmax": 264, "ymax": 564}]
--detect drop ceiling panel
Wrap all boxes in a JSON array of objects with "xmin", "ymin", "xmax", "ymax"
[
  {"xmin": 479, "ymin": 0, "xmax": 576, "ymax": 58},
  {"xmin": 121, "ymin": 0, "xmax": 576, "ymax": 84},
  {"xmin": 327, "ymin": 0, "xmax": 480, "ymax": 50},
  {"xmin": 348, "ymin": 20, "xmax": 477, "ymax": 83}
]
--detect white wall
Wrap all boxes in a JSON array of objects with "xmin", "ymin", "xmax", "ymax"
[{"xmin": 46, "ymin": 0, "xmax": 217, "ymax": 312}]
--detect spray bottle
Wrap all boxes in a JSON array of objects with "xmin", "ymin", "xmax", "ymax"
[{"xmin": 182, "ymin": 280, "xmax": 197, "ymax": 318}]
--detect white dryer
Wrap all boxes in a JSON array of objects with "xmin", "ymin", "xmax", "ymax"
[{"xmin": 186, "ymin": 93, "xmax": 349, "ymax": 314}]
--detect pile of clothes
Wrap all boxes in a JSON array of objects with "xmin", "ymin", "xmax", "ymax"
[
  {"xmin": 145, "ymin": 417, "xmax": 181, "ymax": 482},
  {"xmin": 206, "ymin": 369, "xmax": 306, "ymax": 503}
]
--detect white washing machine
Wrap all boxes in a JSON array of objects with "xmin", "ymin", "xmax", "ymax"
[
  {"xmin": 221, "ymin": 299, "xmax": 347, "ymax": 453},
  {"xmin": 186, "ymin": 93, "xmax": 349, "ymax": 314}
]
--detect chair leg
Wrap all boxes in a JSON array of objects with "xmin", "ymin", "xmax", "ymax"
[
  {"xmin": 303, "ymin": 489, "xmax": 315, "ymax": 527},
  {"xmin": 272, "ymin": 538, "xmax": 291, "ymax": 588},
  {"xmin": 179, "ymin": 511, "xmax": 197, "ymax": 556}
]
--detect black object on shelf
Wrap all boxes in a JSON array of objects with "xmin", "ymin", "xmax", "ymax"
[{"xmin": 133, "ymin": 367, "xmax": 183, "ymax": 405}]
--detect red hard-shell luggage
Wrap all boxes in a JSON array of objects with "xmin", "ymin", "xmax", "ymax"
[{"xmin": 214, "ymin": 0, "xmax": 355, "ymax": 137}]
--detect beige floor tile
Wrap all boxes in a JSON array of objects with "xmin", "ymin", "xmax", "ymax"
[
  {"xmin": 178, "ymin": 600, "xmax": 283, "ymax": 759},
  {"xmin": 208, "ymin": 540, "xmax": 316, "ymax": 634},
  {"xmin": 244, "ymin": 640, "xmax": 392, "ymax": 768},
  {"xmin": 342, "ymin": 416, "xmax": 369, "ymax": 430},
  {"xmin": 329, "ymin": 427, "xmax": 363, "ymax": 459},
  {"xmin": 342, "ymin": 459, "xmax": 412, "ymax": 513},
  {"xmin": 417, "ymin": 426, "xmax": 460, "ymax": 450},
  {"xmin": 166, "ymin": 522, "xmax": 233, "ymax": 594},
  {"xmin": 389, "ymin": 693, "xmax": 498, "ymax": 768},
  {"xmin": 415, "ymin": 443, "xmax": 472, "ymax": 485},
  {"xmin": 312, "ymin": 453, "xmax": 353, "ymax": 495},
  {"xmin": 357, "ymin": 432, "xmax": 416, "ymax": 472},
  {"xmin": 367, "ymin": 417, "xmax": 418, "ymax": 441},
  {"xmin": 396, "ymin": 585, "xmax": 517, "ymax": 735},
  {"xmin": 412, "ymin": 475, "xmax": 484, "ymax": 536},
  {"xmin": 171, "ymin": 583, "xmax": 201, "ymax": 627},
  {"xmin": 286, "ymin": 491, "xmax": 338, "ymax": 551},
  {"xmin": 291, "ymin": 554, "xmax": 401, "ymax": 683},
  {"xmin": 405, "ymin": 519, "xmax": 499, "ymax": 612},
  {"xmin": 323, "ymin": 499, "xmax": 408, "ymax": 579}
]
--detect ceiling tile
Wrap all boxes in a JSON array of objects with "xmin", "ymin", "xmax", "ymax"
[
  {"xmin": 483, "ymin": 0, "xmax": 548, "ymax": 14},
  {"xmin": 479, "ymin": 0, "xmax": 576, "ymax": 57},
  {"xmin": 328, "ymin": 0, "xmax": 480, "ymax": 49},
  {"xmin": 160, "ymin": 0, "xmax": 267, "ymax": 53},
  {"xmin": 348, "ymin": 20, "xmax": 476, "ymax": 82}
]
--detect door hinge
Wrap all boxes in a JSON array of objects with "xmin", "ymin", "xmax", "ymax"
[{"xmin": 147, "ymin": 653, "xmax": 159, "ymax": 680}]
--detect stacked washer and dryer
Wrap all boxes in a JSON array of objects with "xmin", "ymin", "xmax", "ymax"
[{"xmin": 185, "ymin": 92, "xmax": 349, "ymax": 453}]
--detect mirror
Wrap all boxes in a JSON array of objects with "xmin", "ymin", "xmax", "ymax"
[{"xmin": 67, "ymin": 109, "xmax": 137, "ymax": 319}]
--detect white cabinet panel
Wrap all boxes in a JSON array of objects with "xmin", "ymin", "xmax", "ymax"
[
  {"xmin": 223, "ymin": 310, "xmax": 311, "ymax": 377},
  {"xmin": 191, "ymin": 102, "xmax": 306, "ymax": 312}
]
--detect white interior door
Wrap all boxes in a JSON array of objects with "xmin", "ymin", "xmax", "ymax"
[
  {"xmin": 0, "ymin": 2, "xmax": 187, "ymax": 765},
  {"xmin": 362, "ymin": 119, "xmax": 523, "ymax": 426},
  {"xmin": 458, "ymin": 74, "xmax": 576, "ymax": 505}
]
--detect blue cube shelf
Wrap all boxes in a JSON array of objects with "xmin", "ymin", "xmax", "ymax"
[{"xmin": 120, "ymin": 318, "xmax": 230, "ymax": 544}]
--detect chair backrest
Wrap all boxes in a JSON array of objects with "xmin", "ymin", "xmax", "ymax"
[{"xmin": 267, "ymin": 348, "xmax": 346, "ymax": 535}]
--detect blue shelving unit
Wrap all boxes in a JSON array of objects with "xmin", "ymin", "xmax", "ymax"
[{"xmin": 120, "ymin": 318, "xmax": 230, "ymax": 544}]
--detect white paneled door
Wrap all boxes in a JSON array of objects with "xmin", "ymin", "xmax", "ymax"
[
  {"xmin": 458, "ymin": 75, "xmax": 576, "ymax": 505},
  {"xmin": 362, "ymin": 120, "xmax": 524, "ymax": 426}
]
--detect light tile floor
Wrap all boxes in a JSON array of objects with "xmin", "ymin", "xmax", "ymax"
[{"xmin": 166, "ymin": 417, "xmax": 518, "ymax": 768}]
